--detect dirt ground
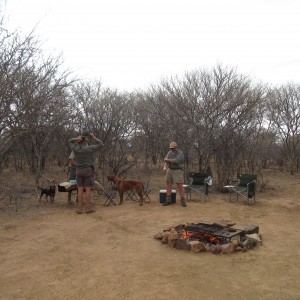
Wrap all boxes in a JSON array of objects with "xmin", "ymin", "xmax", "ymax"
[{"xmin": 0, "ymin": 168, "xmax": 300, "ymax": 300}]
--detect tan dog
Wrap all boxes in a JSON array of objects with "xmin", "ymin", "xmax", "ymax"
[{"xmin": 107, "ymin": 175, "xmax": 144, "ymax": 206}]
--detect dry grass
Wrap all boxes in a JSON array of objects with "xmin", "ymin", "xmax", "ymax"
[{"xmin": 0, "ymin": 166, "xmax": 300, "ymax": 299}]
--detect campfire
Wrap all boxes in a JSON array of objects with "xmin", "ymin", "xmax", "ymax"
[{"xmin": 154, "ymin": 220, "xmax": 262, "ymax": 254}]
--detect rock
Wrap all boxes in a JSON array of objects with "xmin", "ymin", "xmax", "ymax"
[
  {"xmin": 189, "ymin": 241, "xmax": 205, "ymax": 253},
  {"xmin": 242, "ymin": 238, "xmax": 255, "ymax": 249},
  {"xmin": 246, "ymin": 233, "xmax": 262, "ymax": 245},
  {"xmin": 210, "ymin": 244, "xmax": 220, "ymax": 254},
  {"xmin": 218, "ymin": 242, "xmax": 238, "ymax": 254},
  {"xmin": 154, "ymin": 232, "xmax": 163, "ymax": 239},
  {"xmin": 167, "ymin": 230, "xmax": 179, "ymax": 248},
  {"xmin": 176, "ymin": 238, "xmax": 191, "ymax": 251}
]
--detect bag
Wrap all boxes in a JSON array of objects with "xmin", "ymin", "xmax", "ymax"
[
  {"xmin": 58, "ymin": 182, "xmax": 69, "ymax": 192},
  {"xmin": 58, "ymin": 181, "xmax": 77, "ymax": 192}
]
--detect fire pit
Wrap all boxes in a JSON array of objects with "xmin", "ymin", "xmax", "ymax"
[
  {"xmin": 154, "ymin": 220, "xmax": 262, "ymax": 254},
  {"xmin": 178, "ymin": 223, "xmax": 243, "ymax": 244}
]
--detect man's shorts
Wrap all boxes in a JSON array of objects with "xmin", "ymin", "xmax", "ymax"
[
  {"xmin": 165, "ymin": 169, "xmax": 184, "ymax": 184},
  {"xmin": 76, "ymin": 166, "xmax": 94, "ymax": 187}
]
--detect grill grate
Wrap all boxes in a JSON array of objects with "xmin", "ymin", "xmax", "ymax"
[{"xmin": 177, "ymin": 223, "xmax": 243, "ymax": 244}]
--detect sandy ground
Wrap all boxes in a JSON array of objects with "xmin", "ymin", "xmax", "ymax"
[{"xmin": 0, "ymin": 169, "xmax": 300, "ymax": 300}]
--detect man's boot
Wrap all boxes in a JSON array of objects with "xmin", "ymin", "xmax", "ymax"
[
  {"xmin": 180, "ymin": 196, "xmax": 187, "ymax": 207},
  {"xmin": 85, "ymin": 207, "xmax": 96, "ymax": 214},
  {"xmin": 75, "ymin": 199, "xmax": 83, "ymax": 214},
  {"xmin": 163, "ymin": 196, "xmax": 172, "ymax": 206}
]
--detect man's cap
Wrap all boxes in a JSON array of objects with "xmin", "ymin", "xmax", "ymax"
[{"xmin": 169, "ymin": 142, "xmax": 177, "ymax": 149}]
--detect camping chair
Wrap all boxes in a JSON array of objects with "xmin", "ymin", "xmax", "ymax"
[
  {"xmin": 124, "ymin": 177, "xmax": 151, "ymax": 203},
  {"xmin": 141, "ymin": 178, "xmax": 151, "ymax": 203},
  {"xmin": 103, "ymin": 191, "xmax": 117, "ymax": 206},
  {"xmin": 228, "ymin": 174, "xmax": 257, "ymax": 205},
  {"xmin": 125, "ymin": 189, "xmax": 138, "ymax": 201},
  {"xmin": 186, "ymin": 172, "xmax": 211, "ymax": 202},
  {"xmin": 103, "ymin": 180, "xmax": 117, "ymax": 206}
]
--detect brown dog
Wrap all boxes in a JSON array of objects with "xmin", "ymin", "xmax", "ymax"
[{"xmin": 107, "ymin": 175, "xmax": 144, "ymax": 206}]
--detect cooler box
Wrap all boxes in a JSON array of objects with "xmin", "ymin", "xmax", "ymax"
[{"xmin": 159, "ymin": 189, "xmax": 176, "ymax": 203}]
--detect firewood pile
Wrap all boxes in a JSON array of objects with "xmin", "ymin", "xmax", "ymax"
[{"xmin": 154, "ymin": 220, "xmax": 262, "ymax": 254}]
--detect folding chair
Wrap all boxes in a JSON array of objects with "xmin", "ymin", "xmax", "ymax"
[
  {"xmin": 142, "ymin": 188, "xmax": 151, "ymax": 203},
  {"xmin": 103, "ymin": 191, "xmax": 117, "ymax": 206},
  {"xmin": 186, "ymin": 172, "xmax": 210, "ymax": 202},
  {"xmin": 103, "ymin": 180, "xmax": 118, "ymax": 206},
  {"xmin": 124, "ymin": 177, "xmax": 151, "ymax": 203},
  {"xmin": 227, "ymin": 174, "xmax": 257, "ymax": 205},
  {"xmin": 125, "ymin": 189, "xmax": 138, "ymax": 201},
  {"xmin": 135, "ymin": 177, "xmax": 151, "ymax": 203}
]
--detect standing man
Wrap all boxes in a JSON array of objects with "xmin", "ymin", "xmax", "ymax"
[
  {"xmin": 68, "ymin": 132, "xmax": 104, "ymax": 214},
  {"xmin": 163, "ymin": 141, "xmax": 187, "ymax": 207}
]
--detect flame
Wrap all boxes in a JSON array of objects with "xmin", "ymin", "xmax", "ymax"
[
  {"xmin": 180, "ymin": 230, "xmax": 221, "ymax": 245},
  {"xmin": 182, "ymin": 230, "xmax": 189, "ymax": 239},
  {"xmin": 209, "ymin": 236, "xmax": 219, "ymax": 244}
]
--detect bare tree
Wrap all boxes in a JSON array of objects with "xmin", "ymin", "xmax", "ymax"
[
  {"xmin": 0, "ymin": 23, "xmax": 74, "ymax": 182},
  {"xmin": 266, "ymin": 83, "xmax": 300, "ymax": 174},
  {"xmin": 71, "ymin": 82, "xmax": 138, "ymax": 181},
  {"xmin": 133, "ymin": 86, "xmax": 171, "ymax": 167},
  {"xmin": 206, "ymin": 66, "xmax": 265, "ymax": 187}
]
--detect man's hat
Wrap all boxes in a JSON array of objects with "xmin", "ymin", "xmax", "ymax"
[{"xmin": 169, "ymin": 142, "xmax": 177, "ymax": 149}]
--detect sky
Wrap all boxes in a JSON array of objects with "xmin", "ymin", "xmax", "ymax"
[{"xmin": 2, "ymin": 0, "xmax": 300, "ymax": 91}]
